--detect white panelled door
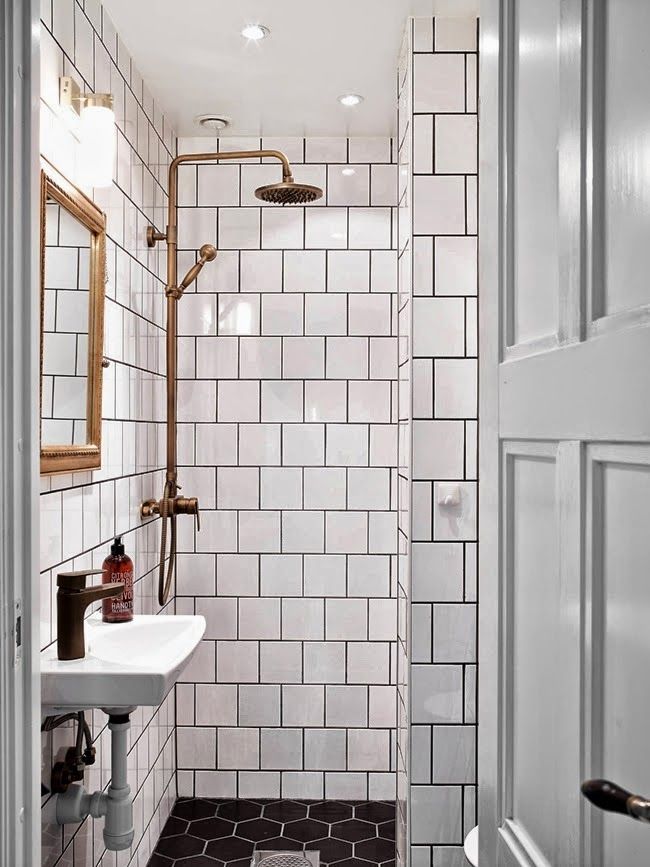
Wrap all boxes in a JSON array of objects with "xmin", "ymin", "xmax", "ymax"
[{"xmin": 479, "ymin": 1, "xmax": 650, "ymax": 865}]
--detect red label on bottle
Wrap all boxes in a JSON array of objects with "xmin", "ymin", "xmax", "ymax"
[{"xmin": 103, "ymin": 570, "xmax": 133, "ymax": 621}]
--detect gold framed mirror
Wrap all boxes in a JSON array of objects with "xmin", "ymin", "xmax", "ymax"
[{"xmin": 40, "ymin": 162, "xmax": 106, "ymax": 474}]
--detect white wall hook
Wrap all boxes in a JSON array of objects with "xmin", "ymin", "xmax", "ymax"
[{"xmin": 437, "ymin": 483, "xmax": 462, "ymax": 507}]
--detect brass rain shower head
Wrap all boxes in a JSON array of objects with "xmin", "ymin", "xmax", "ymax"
[{"xmin": 255, "ymin": 179, "xmax": 323, "ymax": 205}]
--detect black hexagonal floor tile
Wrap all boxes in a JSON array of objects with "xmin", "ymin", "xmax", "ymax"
[
  {"xmin": 354, "ymin": 804, "xmax": 394, "ymax": 824},
  {"xmin": 152, "ymin": 800, "xmax": 395, "ymax": 867},
  {"xmin": 378, "ymin": 822, "xmax": 395, "ymax": 841},
  {"xmin": 284, "ymin": 818, "xmax": 330, "ymax": 843},
  {"xmin": 331, "ymin": 820, "xmax": 377, "ymax": 843},
  {"xmin": 216, "ymin": 801, "xmax": 262, "ymax": 822},
  {"xmin": 175, "ymin": 857, "xmax": 221, "ymax": 867},
  {"xmin": 309, "ymin": 802, "xmax": 353, "ymax": 824},
  {"xmin": 206, "ymin": 835, "xmax": 255, "ymax": 862},
  {"xmin": 237, "ymin": 818, "xmax": 283, "ymax": 842},
  {"xmin": 161, "ymin": 816, "xmax": 190, "ymax": 837},
  {"xmin": 256, "ymin": 837, "xmax": 304, "ymax": 852},
  {"xmin": 155, "ymin": 833, "xmax": 206, "ymax": 858},
  {"xmin": 263, "ymin": 800, "xmax": 309, "ymax": 823},
  {"xmin": 355, "ymin": 837, "xmax": 395, "ymax": 863},
  {"xmin": 312, "ymin": 836, "xmax": 353, "ymax": 864},
  {"xmin": 217, "ymin": 800, "xmax": 263, "ymax": 822},
  {"xmin": 173, "ymin": 799, "xmax": 217, "ymax": 821},
  {"xmin": 190, "ymin": 817, "xmax": 236, "ymax": 841}
]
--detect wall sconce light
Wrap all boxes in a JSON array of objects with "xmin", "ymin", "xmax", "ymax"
[{"xmin": 60, "ymin": 76, "xmax": 115, "ymax": 188}]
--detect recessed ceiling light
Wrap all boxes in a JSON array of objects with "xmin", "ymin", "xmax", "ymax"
[
  {"xmin": 342, "ymin": 168, "xmax": 356, "ymax": 176},
  {"xmin": 241, "ymin": 24, "xmax": 270, "ymax": 41},
  {"xmin": 338, "ymin": 93, "xmax": 364, "ymax": 107}
]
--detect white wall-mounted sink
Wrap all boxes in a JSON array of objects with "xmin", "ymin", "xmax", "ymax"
[{"xmin": 41, "ymin": 614, "xmax": 205, "ymax": 713}]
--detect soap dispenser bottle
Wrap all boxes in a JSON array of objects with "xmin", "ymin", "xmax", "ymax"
[{"xmin": 102, "ymin": 536, "xmax": 133, "ymax": 623}]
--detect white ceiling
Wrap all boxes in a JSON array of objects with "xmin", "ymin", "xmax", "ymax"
[{"xmin": 103, "ymin": 0, "xmax": 478, "ymax": 138}]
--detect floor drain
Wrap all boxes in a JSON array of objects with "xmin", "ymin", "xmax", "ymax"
[{"xmin": 252, "ymin": 851, "xmax": 320, "ymax": 867}]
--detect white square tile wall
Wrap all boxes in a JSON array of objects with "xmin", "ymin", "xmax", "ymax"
[
  {"xmin": 39, "ymin": 1, "xmax": 177, "ymax": 865},
  {"xmin": 39, "ymin": 3, "xmax": 476, "ymax": 861},
  {"xmin": 174, "ymin": 135, "xmax": 399, "ymax": 801},
  {"xmin": 397, "ymin": 17, "xmax": 479, "ymax": 867}
]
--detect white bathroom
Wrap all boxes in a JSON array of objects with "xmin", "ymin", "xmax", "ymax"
[{"xmin": 1, "ymin": 1, "xmax": 649, "ymax": 866}]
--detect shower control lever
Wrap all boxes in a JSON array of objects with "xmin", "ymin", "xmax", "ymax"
[
  {"xmin": 581, "ymin": 779, "xmax": 650, "ymax": 822},
  {"xmin": 176, "ymin": 497, "xmax": 200, "ymax": 531},
  {"xmin": 140, "ymin": 495, "xmax": 200, "ymax": 530}
]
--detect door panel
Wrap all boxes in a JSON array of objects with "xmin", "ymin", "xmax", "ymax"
[
  {"xmin": 499, "ymin": 326, "xmax": 650, "ymax": 441},
  {"xmin": 511, "ymin": 453, "xmax": 558, "ymax": 858},
  {"xmin": 480, "ymin": 0, "xmax": 650, "ymax": 863},
  {"xmin": 510, "ymin": 0, "xmax": 561, "ymax": 347},
  {"xmin": 588, "ymin": 446, "xmax": 650, "ymax": 865},
  {"xmin": 598, "ymin": 2, "xmax": 650, "ymax": 320},
  {"xmin": 501, "ymin": 444, "xmax": 580, "ymax": 866}
]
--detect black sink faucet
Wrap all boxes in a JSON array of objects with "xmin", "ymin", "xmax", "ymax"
[{"xmin": 56, "ymin": 569, "xmax": 123, "ymax": 660}]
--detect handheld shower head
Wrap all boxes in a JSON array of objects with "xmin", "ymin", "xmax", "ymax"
[
  {"xmin": 255, "ymin": 178, "xmax": 323, "ymax": 205},
  {"xmin": 199, "ymin": 243, "xmax": 217, "ymax": 261},
  {"xmin": 177, "ymin": 243, "xmax": 217, "ymax": 293}
]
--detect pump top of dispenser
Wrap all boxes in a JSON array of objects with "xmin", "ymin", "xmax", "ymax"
[{"xmin": 110, "ymin": 536, "xmax": 125, "ymax": 556}]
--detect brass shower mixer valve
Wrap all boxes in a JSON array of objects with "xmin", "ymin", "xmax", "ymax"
[{"xmin": 140, "ymin": 495, "xmax": 201, "ymax": 530}]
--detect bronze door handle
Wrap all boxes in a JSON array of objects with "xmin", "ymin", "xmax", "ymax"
[{"xmin": 582, "ymin": 779, "xmax": 650, "ymax": 822}]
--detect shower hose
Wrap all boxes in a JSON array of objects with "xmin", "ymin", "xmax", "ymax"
[{"xmin": 157, "ymin": 479, "xmax": 177, "ymax": 606}]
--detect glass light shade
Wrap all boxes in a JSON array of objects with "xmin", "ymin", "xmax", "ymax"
[{"xmin": 79, "ymin": 103, "xmax": 115, "ymax": 188}]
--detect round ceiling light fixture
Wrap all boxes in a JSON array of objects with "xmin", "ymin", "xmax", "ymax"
[
  {"xmin": 195, "ymin": 114, "xmax": 231, "ymax": 132},
  {"xmin": 241, "ymin": 23, "xmax": 270, "ymax": 41},
  {"xmin": 338, "ymin": 93, "xmax": 364, "ymax": 107}
]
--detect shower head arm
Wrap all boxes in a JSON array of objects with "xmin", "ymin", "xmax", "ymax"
[
  {"xmin": 164, "ymin": 148, "xmax": 295, "ymax": 248},
  {"xmin": 170, "ymin": 148, "xmax": 293, "ymax": 188},
  {"xmin": 162, "ymin": 148, "xmax": 300, "ymax": 255}
]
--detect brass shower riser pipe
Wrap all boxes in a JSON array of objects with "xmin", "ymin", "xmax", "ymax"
[
  {"xmin": 142, "ymin": 147, "xmax": 322, "ymax": 607},
  {"xmin": 163, "ymin": 150, "xmax": 293, "ymax": 489}
]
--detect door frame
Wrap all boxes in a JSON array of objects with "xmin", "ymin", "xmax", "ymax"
[
  {"xmin": 0, "ymin": 0, "xmax": 41, "ymax": 864},
  {"xmin": 478, "ymin": 0, "xmax": 503, "ymax": 861}
]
